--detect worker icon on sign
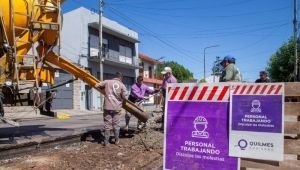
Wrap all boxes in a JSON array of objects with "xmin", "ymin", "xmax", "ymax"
[
  {"xmin": 192, "ymin": 116, "xmax": 209, "ymax": 139},
  {"xmin": 251, "ymin": 100, "xmax": 261, "ymax": 113}
]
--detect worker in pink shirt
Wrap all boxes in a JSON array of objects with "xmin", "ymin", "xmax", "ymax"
[
  {"xmin": 161, "ymin": 67, "xmax": 177, "ymax": 130},
  {"xmin": 125, "ymin": 76, "xmax": 159, "ymax": 131}
]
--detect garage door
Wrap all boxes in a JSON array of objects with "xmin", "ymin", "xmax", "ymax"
[{"xmin": 51, "ymin": 70, "xmax": 73, "ymax": 109}]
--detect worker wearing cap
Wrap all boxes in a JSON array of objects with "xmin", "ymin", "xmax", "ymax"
[
  {"xmin": 161, "ymin": 67, "xmax": 177, "ymax": 98},
  {"xmin": 95, "ymin": 72, "xmax": 128, "ymax": 146},
  {"xmin": 161, "ymin": 67, "xmax": 177, "ymax": 130},
  {"xmin": 125, "ymin": 76, "xmax": 159, "ymax": 131},
  {"xmin": 219, "ymin": 56, "xmax": 242, "ymax": 82}
]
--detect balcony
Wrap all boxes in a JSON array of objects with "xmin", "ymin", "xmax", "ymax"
[{"xmin": 89, "ymin": 48, "xmax": 140, "ymax": 69}]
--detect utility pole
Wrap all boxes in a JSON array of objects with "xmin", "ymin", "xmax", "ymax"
[
  {"xmin": 213, "ymin": 56, "xmax": 220, "ymax": 82},
  {"xmin": 203, "ymin": 45, "xmax": 219, "ymax": 80},
  {"xmin": 294, "ymin": 0, "xmax": 299, "ymax": 81},
  {"xmin": 99, "ymin": 0, "xmax": 104, "ymax": 111}
]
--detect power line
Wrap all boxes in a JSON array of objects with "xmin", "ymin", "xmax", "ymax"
[
  {"xmin": 110, "ymin": 4, "xmax": 290, "ymax": 19},
  {"xmin": 107, "ymin": 0, "xmax": 255, "ymax": 11},
  {"xmin": 107, "ymin": 5, "xmax": 203, "ymax": 63},
  {"xmin": 213, "ymin": 23, "xmax": 289, "ymax": 54},
  {"xmin": 108, "ymin": 3, "xmax": 290, "ymax": 29},
  {"xmin": 139, "ymin": 22, "xmax": 289, "ymax": 39}
]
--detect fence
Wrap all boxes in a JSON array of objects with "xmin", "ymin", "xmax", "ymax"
[{"xmin": 241, "ymin": 82, "xmax": 300, "ymax": 170}]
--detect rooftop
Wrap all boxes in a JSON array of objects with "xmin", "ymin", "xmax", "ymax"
[{"xmin": 139, "ymin": 53, "xmax": 162, "ymax": 65}]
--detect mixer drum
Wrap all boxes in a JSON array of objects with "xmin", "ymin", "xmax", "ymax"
[{"xmin": 0, "ymin": 0, "xmax": 41, "ymax": 45}]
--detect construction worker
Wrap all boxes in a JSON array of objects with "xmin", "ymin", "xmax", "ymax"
[
  {"xmin": 219, "ymin": 56, "xmax": 242, "ymax": 82},
  {"xmin": 125, "ymin": 76, "xmax": 159, "ymax": 131},
  {"xmin": 161, "ymin": 67, "xmax": 177, "ymax": 130},
  {"xmin": 255, "ymin": 71, "xmax": 271, "ymax": 83},
  {"xmin": 228, "ymin": 57, "xmax": 243, "ymax": 81},
  {"xmin": 95, "ymin": 72, "xmax": 127, "ymax": 146}
]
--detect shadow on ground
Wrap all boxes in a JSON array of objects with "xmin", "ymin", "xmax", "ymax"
[{"xmin": 0, "ymin": 125, "xmax": 72, "ymax": 144}]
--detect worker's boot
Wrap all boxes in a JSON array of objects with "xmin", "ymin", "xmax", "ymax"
[
  {"xmin": 114, "ymin": 128, "xmax": 120, "ymax": 145},
  {"xmin": 137, "ymin": 120, "xmax": 142, "ymax": 130},
  {"xmin": 137, "ymin": 121, "xmax": 146, "ymax": 131},
  {"xmin": 103, "ymin": 130, "xmax": 110, "ymax": 146}
]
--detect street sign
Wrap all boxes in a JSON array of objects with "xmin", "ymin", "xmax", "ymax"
[
  {"xmin": 163, "ymin": 83, "xmax": 239, "ymax": 170},
  {"xmin": 229, "ymin": 83, "xmax": 284, "ymax": 161}
]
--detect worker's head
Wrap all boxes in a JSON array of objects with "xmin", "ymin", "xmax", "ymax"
[
  {"xmin": 115, "ymin": 72, "xmax": 123, "ymax": 81},
  {"xmin": 259, "ymin": 71, "xmax": 268, "ymax": 81},
  {"xmin": 136, "ymin": 76, "xmax": 144, "ymax": 86},
  {"xmin": 229, "ymin": 56, "xmax": 236, "ymax": 64},
  {"xmin": 221, "ymin": 56, "xmax": 231, "ymax": 68},
  {"xmin": 161, "ymin": 67, "xmax": 172, "ymax": 78}
]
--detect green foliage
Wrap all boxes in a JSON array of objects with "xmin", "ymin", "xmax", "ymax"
[
  {"xmin": 199, "ymin": 79, "xmax": 206, "ymax": 83},
  {"xmin": 267, "ymin": 38, "xmax": 298, "ymax": 82},
  {"xmin": 156, "ymin": 61, "xmax": 194, "ymax": 83}
]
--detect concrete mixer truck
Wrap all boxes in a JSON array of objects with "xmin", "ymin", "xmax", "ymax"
[{"xmin": 0, "ymin": 0, "xmax": 148, "ymax": 125}]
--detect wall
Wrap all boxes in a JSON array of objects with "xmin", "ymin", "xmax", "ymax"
[
  {"xmin": 61, "ymin": 7, "xmax": 139, "ymax": 65},
  {"xmin": 141, "ymin": 61, "xmax": 155, "ymax": 79},
  {"xmin": 61, "ymin": 7, "xmax": 139, "ymax": 111},
  {"xmin": 73, "ymin": 79, "xmax": 81, "ymax": 110}
]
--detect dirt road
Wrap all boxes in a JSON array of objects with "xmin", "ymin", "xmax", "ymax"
[{"xmin": 0, "ymin": 120, "xmax": 164, "ymax": 170}]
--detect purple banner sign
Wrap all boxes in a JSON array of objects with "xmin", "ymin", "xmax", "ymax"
[
  {"xmin": 231, "ymin": 95, "xmax": 282, "ymax": 133},
  {"xmin": 164, "ymin": 101, "xmax": 239, "ymax": 170},
  {"xmin": 229, "ymin": 83, "xmax": 284, "ymax": 161}
]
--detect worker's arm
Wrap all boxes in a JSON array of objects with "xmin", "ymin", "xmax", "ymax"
[
  {"xmin": 121, "ymin": 84, "xmax": 128, "ymax": 100},
  {"xmin": 95, "ymin": 81, "xmax": 106, "ymax": 89},
  {"xmin": 145, "ymin": 85, "xmax": 156, "ymax": 95}
]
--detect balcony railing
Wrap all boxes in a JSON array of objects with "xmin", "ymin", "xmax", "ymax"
[{"xmin": 89, "ymin": 47, "xmax": 139, "ymax": 66}]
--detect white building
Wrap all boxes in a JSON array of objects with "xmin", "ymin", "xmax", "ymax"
[{"xmin": 60, "ymin": 7, "xmax": 139, "ymax": 111}]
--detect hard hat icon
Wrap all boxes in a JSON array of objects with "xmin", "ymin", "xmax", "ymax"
[{"xmin": 194, "ymin": 116, "xmax": 208, "ymax": 124}]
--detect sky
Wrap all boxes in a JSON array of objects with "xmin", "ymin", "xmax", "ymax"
[{"xmin": 62, "ymin": 0, "xmax": 295, "ymax": 82}]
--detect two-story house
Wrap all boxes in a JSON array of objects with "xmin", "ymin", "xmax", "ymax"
[
  {"xmin": 59, "ymin": 7, "xmax": 139, "ymax": 111},
  {"xmin": 138, "ymin": 53, "xmax": 162, "ymax": 105}
]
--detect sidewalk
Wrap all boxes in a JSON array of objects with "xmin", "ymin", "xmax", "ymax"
[{"xmin": 4, "ymin": 107, "xmax": 100, "ymax": 121}]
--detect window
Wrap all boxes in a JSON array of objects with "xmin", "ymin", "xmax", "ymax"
[
  {"xmin": 119, "ymin": 45, "xmax": 132, "ymax": 57},
  {"xmin": 149, "ymin": 66, "xmax": 153, "ymax": 78},
  {"xmin": 139, "ymin": 62, "xmax": 144, "ymax": 77},
  {"xmin": 119, "ymin": 45, "xmax": 133, "ymax": 64},
  {"xmin": 89, "ymin": 33, "xmax": 108, "ymax": 57}
]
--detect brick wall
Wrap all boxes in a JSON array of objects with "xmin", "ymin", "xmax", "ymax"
[{"xmin": 73, "ymin": 79, "xmax": 81, "ymax": 110}]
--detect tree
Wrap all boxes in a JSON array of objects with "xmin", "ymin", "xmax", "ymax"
[
  {"xmin": 156, "ymin": 61, "xmax": 194, "ymax": 82},
  {"xmin": 267, "ymin": 38, "xmax": 299, "ymax": 82}
]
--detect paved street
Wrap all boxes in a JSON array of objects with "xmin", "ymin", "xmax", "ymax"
[
  {"xmin": 0, "ymin": 111, "xmax": 142, "ymax": 148},
  {"xmin": 0, "ymin": 114, "xmax": 100, "ymax": 146}
]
